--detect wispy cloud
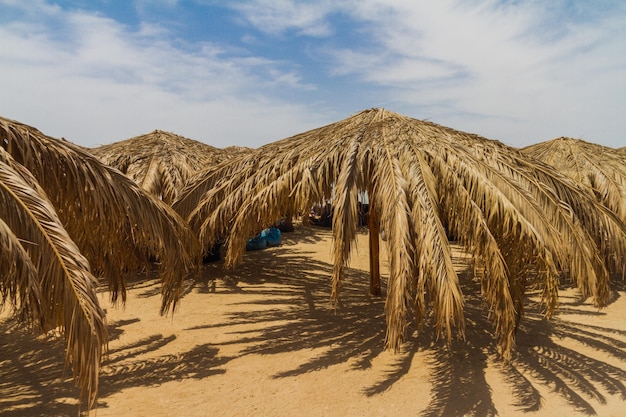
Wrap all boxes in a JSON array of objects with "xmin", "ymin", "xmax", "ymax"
[
  {"xmin": 0, "ymin": 0, "xmax": 624, "ymax": 148},
  {"xmin": 230, "ymin": 0, "xmax": 626, "ymax": 146},
  {"xmin": 227, "ymin": 0, "xmax": 338, "ymax": 37},
  {"xmin": 347, "ymin": 1, "xmax": 623, "ymax": 143},
  {"xmin": 0, "ymin": 0, "xmax": 324, "ymax": 146}
]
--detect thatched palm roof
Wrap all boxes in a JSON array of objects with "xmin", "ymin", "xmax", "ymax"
[
  {"xmin": 0, "ymin": 116, "xmax": 202, "ymax": 407},
  {"xmin": 174, "ymin": 108, "xmax": 626, "ymax": 359},
  {"xmin": 90, "ymin": 130, "xmax": 240, "ymax": 204},
  {"xmin": 522, "ymin": 137, "xmax": 626, "ymax": 223}
]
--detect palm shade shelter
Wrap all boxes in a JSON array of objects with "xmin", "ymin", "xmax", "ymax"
[
  {"xmin": 174, "ymin": 108, "xmax": 626, "ymax": 360},
  {"xmin": 90, "ymin": 130, "xmax": 239, "ymax": 204},
  {"xmin": 0, "ymin": 116, "xmax": 201, "ymax": 407},
  {"xmin": 522, "ymin": 137, "xmax": 626, "ymax": 224}
]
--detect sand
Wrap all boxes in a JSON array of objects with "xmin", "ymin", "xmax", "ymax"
[{"xmin": 1, "ymin": 226, "xmax": 625, "ymax": 416}]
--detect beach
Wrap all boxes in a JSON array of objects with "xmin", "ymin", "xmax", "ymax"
[{"xmin": 1, "ymin": 225, "xmax": 625, "ymax": 417}]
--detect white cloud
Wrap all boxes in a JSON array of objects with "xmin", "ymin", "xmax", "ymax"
[
  {"xmin": 1, "ymin": 0, "xmax": 624, "ymax": 149},
  {"xmin": 231, "ymin": 0, "xmax": 626, "ymax": 146},
  {"xmin": 325, "ymin": 0, "xmax": 626, "ymax": 147},
  {"xmin": 227, "ymin": 0, "xmax": 337, "ymax": 37},
  {"xmin": 0, "ymin": 1, "xmax": 322, "ymax": 147}
]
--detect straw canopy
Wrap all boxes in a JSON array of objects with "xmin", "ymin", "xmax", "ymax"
[
  {"xmin": 223, "ymin": 145, "xmax": 254, "ymax": 154},
  {"xmin": 174, "ymin": 108, "xmax": 626, "ymax": 359},
  {"xmin": 0, "ymin": 144, "xmax": 106, "ymax": 409},
  {"xmin": 0, "ymin": 116, "xmax": 202, "ymax": 407},
  {"xmin": 522, "ymin": 137, "xmax": 626, "ymax": 224},
  {"xmin": 90, "ymin": 130, "xmax": 240, "ymax": 204}
]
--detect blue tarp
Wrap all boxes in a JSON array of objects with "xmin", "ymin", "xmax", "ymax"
[
  {"xmin": 246, "ymin": 227, "xmax": 281, "ymax": 251},
  {"xmin": 261, "ymin": 227, "xmax": 281, "ymax": 247}
]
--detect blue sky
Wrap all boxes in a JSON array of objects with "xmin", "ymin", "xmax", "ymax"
[{"xmin": 1, "ymin": 0, "xmax": 625, "ymax": 149}]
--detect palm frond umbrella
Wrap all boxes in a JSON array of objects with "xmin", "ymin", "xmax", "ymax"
[
  {"xmin": 522, "ymin": 137, "xmax": 626, "ymax": 224},
  {"xmin": 0, "ymin": 116, "xmax": 202, "ymax": 407},
  {"xmin": 90, "ymin": 130, "xmax": 236, "ymax": 204},
  {"xmin": 174, "ymin": 108, "xmax": 626, "ymax": 359},
  {"xmin": 0, "ymin": 146, "xmax": 106, "ymax": 408}
]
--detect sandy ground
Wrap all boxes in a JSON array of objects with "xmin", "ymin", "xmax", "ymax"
[{"xmin": 1, "ymin": 225, "xmax": 625, "ymax": 417}]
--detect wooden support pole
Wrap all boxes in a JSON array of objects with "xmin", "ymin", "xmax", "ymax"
[{"xmin": 368, "ymin": 209, "xmax": 381, "ymax": 296}]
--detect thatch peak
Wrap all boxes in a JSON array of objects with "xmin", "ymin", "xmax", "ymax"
[
  {"xmin": 522, "ymin": 135, "xmax": 626, "ymax": 223},
  {"xmin": 248, "ymin": 107, "xmax": 510, "ymax": 158},
  {"xmin": 90, "ymin": 129, "xmax": 233, "ymax": 204},
  {"xmin": 95, "ymin": 129, "xmax": 222, "ymax": 152},
  {"xmin": 523, "ymin": 136, "xmax": 620, "ymax": 152}
]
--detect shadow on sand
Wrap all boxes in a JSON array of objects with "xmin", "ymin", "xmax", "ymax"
[
  {"xmin": 0, "ymin": 316, "xmax": 233, "ymax": 416},
  {"xmin": 1, "ymin": 226, "xmax": 624, "ymax": 416},
  {"xmin": 187, "ymin": 227, "xmax": 626, "ymax": 417}
]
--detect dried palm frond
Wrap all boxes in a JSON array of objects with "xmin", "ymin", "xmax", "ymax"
[
  {"xmin": 90, "ymin": 130, "xmax": 248, "ymax": 204},
  {"xmin": 0, "ymin": 147, "xmax": 106, "ymax": 408},
  {"xmin": 522, "ymin": 137, "xmax": 626, "ymax": 224},
  {"xmin": 223, "ymin": 145, "xmax": 254, "ymax": 154},
  {"xmin": 174, "ymin": 108, "xmax": 626, "ymax": 359},
  {"xmin": 0, "ymin": 117, "xmax": 202, "ymax": 313}
]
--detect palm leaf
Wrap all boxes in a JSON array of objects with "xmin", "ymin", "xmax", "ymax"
[
  {"xmin": 90, "ymin": 130, "xmax": 247, "ymax": 204},
  {"xmin": 0, "ymin": 117, "xmax": 202, "ymax": 314},
  {"xmin": 174, "ymin": 109, "xmax": 626, "ymax": 358},
  {"xmin": 522, "ymin": 137, "xmax": 626, "ymax": 224},
  {"xmin": 0, "ymin": 147, "xmax": 106, "ymax": 407}
]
